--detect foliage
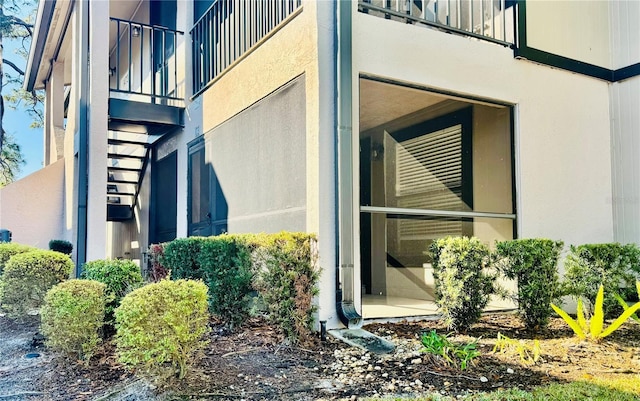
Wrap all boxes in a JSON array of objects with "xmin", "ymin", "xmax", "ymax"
[
  {"xmin": 614, "ymin": 281, "xmax": 640, "ymax": 323},
  {"xmin": 561, "ymin": 243, "xmax": 640, "ymax": 316},
  {"xmin": 197, "ymin": 235, "xmax": 253, "ymax": 328},
  {"xmin": 551, "ymin": 285, "xmax": 640, "ymax": 342},
  {"xmin": 81, "ymin": 259, "xmax": 143, "ymax": 320},
  {"xmin": 492, "ymin": 332, "xmax": 540, "ymax": 366},
  {"xmin": 0, "ymin": 0, "xmax": 42, "ymax": 185},
  {"xmin": 40, "ymin": 279, "xmax": 106, "ymax": 361},
  {"xmin": 420, "ymin": 330, "xmax": 480, "ymax": 371},
  {"xmin": 430, "ymin": 237, "xmax": 497, "ymax": 331},
  {"xmin": 146, "ymin": 243, "xmax": 169, "ymax": 282},
  {"xmin": 0, "ymin": 242, "xmax": 35, "ymax": 275},
  {"xmin": 0, "ymin": 134, "xmax": 25, "ymax": 186},
  {"xmin": 161, "ymin": 237, "xmax": 208, "ymax": 280},
  {"xmin": 495, "ymin": 239, "xmax": 564, "ymax": 330},
  {"xmin": 0, "ymin": 250, "xmax": 73, "ymax": 317},
  {"xmin": 48, "ymin": 239, "xmax": 73, "ymax": 255},
  {"xmin": 251, "ymin": 232, "xmax": 319, "ymax": 343},
  {"xmin": 115, "ymin": 279, "xmax": 210, "ymax": 381}
]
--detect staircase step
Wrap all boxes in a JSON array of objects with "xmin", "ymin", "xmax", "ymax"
[{"xmin": 108, "ymin": 153, "xmax": 146, "ymax": 160}]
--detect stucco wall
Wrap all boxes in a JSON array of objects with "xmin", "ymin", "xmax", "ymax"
[
  {"xmin": 0, "ymin": 159, "xmax": 66, "ymax": 248},
  {"xmin": 610, "ymin": 75, "xmax": 640, "ymax": 244},
  {"xmin": 353, "ymin": 12, "xmax": 614, "ymax": 252}
]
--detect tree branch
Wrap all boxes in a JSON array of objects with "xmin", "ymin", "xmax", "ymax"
[
  {"xmin": 2, "ymin": 59, "xmax": 25, "ymax": 76},
  {"xmin": 7, "ymin": 15, "xmax": 33, "ymax": 35}
]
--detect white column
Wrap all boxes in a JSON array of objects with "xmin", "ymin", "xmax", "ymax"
[
  {"xmin": 85, "ymin": 0, "xmax": 109, "ymax": 261},
  {"xmin": 49, "ymin": 61, "xmax": 65, "ymax": 161}
]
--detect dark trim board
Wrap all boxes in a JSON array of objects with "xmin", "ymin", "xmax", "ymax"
[{"xmin": 515, "ymin": 1, "xmax": 640, "ymax": 83}]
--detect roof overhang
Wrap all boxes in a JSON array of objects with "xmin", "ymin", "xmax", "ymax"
[{"xmin": 24, "ymin": 0, "xmax": 73, "ymax": 92}]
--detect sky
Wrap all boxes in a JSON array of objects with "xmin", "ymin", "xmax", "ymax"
[{"xmin": 4, "ymin": 5, "xmax": 44, "ymax": 182}]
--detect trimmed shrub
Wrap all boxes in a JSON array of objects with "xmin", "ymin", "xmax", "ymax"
[
  {"xmin": 48, "ymin": 239, "xmax": 73, "ymax": 255},
  {"xmin": 81, "ymin": 259, "xmax": 143, "ymax": 319},
  {"xmin": 0, "ymin": 250, "xmax": 73, "ymax": 317},
  {"xmin": 496, "ymin": 239, "xmax": 564, "ymax": 330},
  {"xmin": 561, "ymin": 243, "xmax": 640, "ymax": 316},
  {"xmin": 430, "ymin": 236, "xmax": 497, "ymax": 332},
  {"xmin": 197, "ymin": 235, "xmax": 253, "ymax": 328},
  {"xmin": 252, "ymin": 232, "xmax": 319, "ymax": 343},
  {"xmin": 0, "ymin": 243, "xmax": 36, "ymax": 275},
  {"xmin": 161, "ymin": 237, "xmax": 208, "ymax": 280},
  {"xmin": 115, "ymin": 279, "xmax": 210, "ymax": 380},
  {"xmin": 41, "ymin": 279, "xmax": 106, "ymax": 361},
  {"xmin": 146, "ymin": 243, "xmax": 169, "ymax": 282}
]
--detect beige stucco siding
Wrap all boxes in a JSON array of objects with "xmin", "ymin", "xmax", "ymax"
[
  {"xmin": 353, "ymin": 11, "xmax": 614, "ymax": 252},
  {"xmin": 199, "ymin": 0, "xmax": 321, "ymax": 235},
  {"xmin": 0, "ymin": 159, "xmax": 66, "ymax": 249}
]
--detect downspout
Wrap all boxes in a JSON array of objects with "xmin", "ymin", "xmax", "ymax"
[
  {"xmin": 76, "ymin": 0, "xmax": 89, "ymax": 276},
  {"xmin": 335, "ymin": 0, "xmax": 363, "ymax": 328}
]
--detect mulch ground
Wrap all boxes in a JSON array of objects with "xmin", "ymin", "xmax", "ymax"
[{"xmin": 1, "ymin": 313, "xmax": 639, "ymax": 400}]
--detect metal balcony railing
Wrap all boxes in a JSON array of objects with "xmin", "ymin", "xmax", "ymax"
[
  {"xmin": 191, "ymin": 0, "xmax": 303, "ymax": 95},
  {"xmin": 359, "ymin": 0, "xmax": 515, "ymax": 46},
  {"xmin": 109, "ymin": 18, "xmax": 185, "ymax": 102}
]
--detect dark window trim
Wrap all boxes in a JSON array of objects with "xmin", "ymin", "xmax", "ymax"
[
  {"xmin": 390, "ymin": 106, "xmax": 474, "ymax": 212},
  {"xmin": 515, "ymin": 0, "xmax": 640, "ymax": 82},
  {"xmin": 187, "ymin": 137, "xmax": 209, "ymax": 236}
]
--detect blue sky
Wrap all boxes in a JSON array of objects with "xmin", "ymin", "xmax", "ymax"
[{"xmin": 5, "ymin": 7, "xmax": 44, "ymax": 181}]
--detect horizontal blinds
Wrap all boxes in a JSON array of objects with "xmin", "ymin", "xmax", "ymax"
[{"xmin": 395, "ymin": 124, "xmax": 464, "ymax": 239}]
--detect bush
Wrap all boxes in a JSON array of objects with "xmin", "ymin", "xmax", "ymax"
[
  {"xmin": 0, "ymin": 243, "xmax": 36, "ymax": 275},
  {"xmin": 81, "ymin": 259, "xmax": 143, "ymax": 319},
  {"xmin": 146, "ymin": 243, "xmax": 169, "ymax": 282},
  {"xmin": 48, "ymin": 239, "xmax": 73, "ymax": 255},
  {"xmin": 197, "ymin": 235, "xmax": 253, "ymax": 328},
  {"xmin": 115, "ymin": 279, "xmax": 210, "ymax": 380},
  {"xmin": 496, "ymin": 239, "xmax": 564, "ymax": 330},
  {"xmin": 161, "ymin": 237, "xmax": 208, "ymax": 280},
  {"xmin": 430, "ymin": 236, "xmax": 497, "ymax": 332},
  {"xmin": 252, "ymin": 232, "xmax": 319, "ymax": 343},
  {"xmin": 0, "ymin": 250, "xmax": 73, "ymax": 317},
  {"xmin": 561, "ymin": 243, "xmax": 640, "ymax": 316},
  {"xmin": 41, "ymin": 279, "xmax": 106, "ymax": 361}
]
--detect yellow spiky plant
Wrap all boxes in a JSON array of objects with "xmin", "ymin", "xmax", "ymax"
[{"xmin": 551, "ymin": 284, "xmax": 640, "ymax": 342}]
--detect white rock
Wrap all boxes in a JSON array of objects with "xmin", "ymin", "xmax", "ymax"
[
  {"xmin": 415, "ymin": 379, "xmax": 423, "ymax": 386},
  {"xmin": 506, "ymin": 368, "xmax": 515, "ymax": 374},
  {"xmin": 411, "ymin": 358, "xmax": 422, "ymax": 364},
  {"xmin": 480, "ymin": 376, "xmax": 488, "ymax": 383}
]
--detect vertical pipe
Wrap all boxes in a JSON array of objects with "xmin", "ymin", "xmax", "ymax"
[
  {"xmin": 457, "ymin": 0, "xmax": 461, "ymax": 29},
  {"xmin": 501, "ymin": 0, "xmax": 506, "ymax": 42},
  {"xmin": 128, "ymin": 22, "xmax": 132, "ymax": 92},
  {"xmin": 481, "ymin": 0, "xmax": 485, "ymax": 36},
  {"xmin": 76, "ymin": 0, "xmax": 89, "ymax": 275},
  {"xmin": 116, "ymin": 22, "xmax": 120, "ymax": 90},
  {"xmin": 336, "ymin": 0, "xmax": 363, "ymax": 329},
  {"xmin": 140, "ymin": 26, "xmax": 144, "ymax": 95},
  {"xmin": 491, "ymin": 0, "xmax": 495, "ymax": 39}
]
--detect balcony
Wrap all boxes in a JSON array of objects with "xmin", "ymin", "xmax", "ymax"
[
  {"xmin": 358, "ymin": 0, "xmax": 515, "ymax": 46},
  {"xmin": 106, "ymin": 17, "xmax": 185, "ymax": 221},
  {"xmin": 191, "ymin": 0, "xmax": 302, "ymax": 95}
]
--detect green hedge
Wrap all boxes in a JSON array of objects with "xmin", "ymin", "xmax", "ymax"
[
  {"xmin": 561, "ymin": 243, "xmax": 640, "ymax": 316},
  {"xmin": 161, "ymin": 237, "xmax": 208, "ymax": 280},
  {"xmin": 496, "ymin": 239, "xmax": 564, "ymax": 330},
  {"xmin": 430, "ymin": 236, "xmax": 497, "ymax": 332},
  {"xmin": 252, "ymin": 232, "xmax": 319, "ymax": 343},
  {"xmin": 197, "ymin": 235, "xmax": 253, "ymax": 328},
  {"xmin": 41, "ymin": 279, "xmax": 106, "ymax": 361},
  {"xmin": 0, "ymin": 243, "xmax": 36, "ymax": 275},
  {"xmin": 0, "ymin": 250, "xmax": 74, "ymax": 317},
  {"xmin": 115, "ymin": 279, "xmax": 210, "ymax": 380},
  {"xmin": 49, "ymin": 239, "xmax": 73, "ymax": 255},
  {"xmin": 81, "ymin": 259, "xmax": 143, "ymax": 320}
]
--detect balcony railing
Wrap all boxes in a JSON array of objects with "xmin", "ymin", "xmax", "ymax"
[
  {"xmin": 109, "ymin": 18, "xmax": 185, "ymax": 102},
  {"xmin": 359, "ymin": 0, "xmax": 515, "ymax": 46},
  {"xmin": 191, "ymin": 0, "xmax": 302, "ymax": 95}
]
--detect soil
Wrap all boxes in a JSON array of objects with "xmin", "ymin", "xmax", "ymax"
[{"xmin": 1, "ymin": 313, "xmax": 639, "ymax": 400}]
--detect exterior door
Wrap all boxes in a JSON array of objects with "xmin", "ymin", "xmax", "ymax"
[{"xmin": 150, "ymin": 151, "xmax": 177, "ymax": 243}]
